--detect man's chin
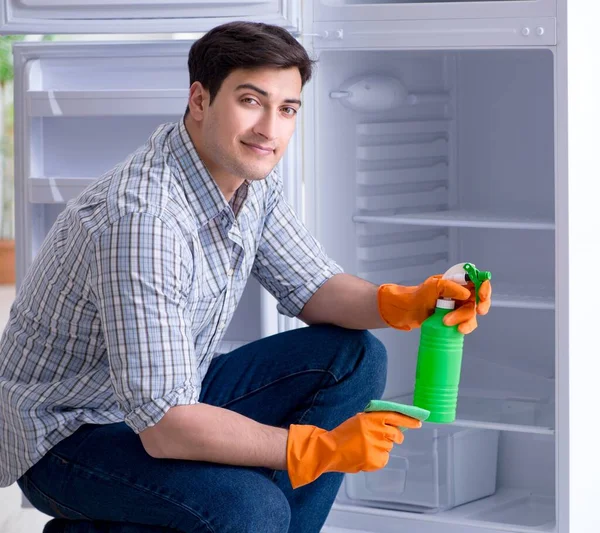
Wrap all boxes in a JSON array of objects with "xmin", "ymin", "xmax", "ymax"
[{"xmin": 241, "ymin": 165, "xmax": 276, "ymax": 182}]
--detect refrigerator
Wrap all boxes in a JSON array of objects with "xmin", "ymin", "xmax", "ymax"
[{"xmin": 1, "ymin": 0, "xmax": 597, "ymax": 532}]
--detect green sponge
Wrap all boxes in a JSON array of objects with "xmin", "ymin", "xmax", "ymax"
[{"xmin": 364, "ymin": 399, "xmax": 430, "ymax": 431}]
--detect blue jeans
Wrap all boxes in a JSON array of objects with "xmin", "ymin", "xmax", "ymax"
[{"xmin": 17, "ymin": 324, "xmax": 387, "ymax": 533}]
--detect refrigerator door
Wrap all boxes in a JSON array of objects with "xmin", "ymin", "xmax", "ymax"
[
  {"xmin": 313, "ymin": 0, "xmax": 555, "ymax": 22},
  {"xmin": 12, "ymin": 39, "xmax": 284, "ymax": 350},
  {"xmin": 0, "ymin": 0, "xmax": 299, "ymax": 34}
]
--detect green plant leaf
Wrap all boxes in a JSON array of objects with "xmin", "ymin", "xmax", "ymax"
[{"xmin": 0, "ymin": 36, "xmax": 25, "ymax": 84}]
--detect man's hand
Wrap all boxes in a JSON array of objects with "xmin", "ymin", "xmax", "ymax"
[
  {"xmin": 286, "ymin": 411, "xmax": 422, "ymax": 489},
  {"xmin": 443, "ymin": 279, "xmax": 492, "ymax": 334},
  {"xmin": 378, "ymin": 275, "xmax": 492, "ymax": 334}
]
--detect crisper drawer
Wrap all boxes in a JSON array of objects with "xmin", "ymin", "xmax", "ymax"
[
  {"xmin": 344, "ymin": 426, "xmax": 499, "ymax": 513},
  {"xmin": 314, "ymin": 0, "xmax": 555, "ymax": 22}
]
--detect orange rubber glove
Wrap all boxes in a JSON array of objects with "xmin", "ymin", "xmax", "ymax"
[
  {"xmin": 286, "ymin": 411, "xmax": 422, "ymax": 489},
  {"xmin": 378, "ymin": 275, "xmax": 492, "ymax": 334},
  {"xmin": 443, "ymin": 279, "xmax": 492, "ymax": 334}
]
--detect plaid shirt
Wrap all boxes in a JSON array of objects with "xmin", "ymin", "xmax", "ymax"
[{"xmin": 0, "ymin": 118, "xmax": 343, "ymax": 487}]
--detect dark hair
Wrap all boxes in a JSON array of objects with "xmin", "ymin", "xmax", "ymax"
[{"xmin": 186, "ymin": 21, "xmax": 315, "ymax": 113}]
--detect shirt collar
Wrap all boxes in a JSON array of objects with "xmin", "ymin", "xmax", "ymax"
[{"xmin": 169, "ymin": 117, "xmax": 252, "ymax": 228}]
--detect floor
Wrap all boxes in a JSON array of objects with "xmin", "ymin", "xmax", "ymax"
[{"xmin": 0, "ymin": 285, "xmax": 51, "ymax": 533}]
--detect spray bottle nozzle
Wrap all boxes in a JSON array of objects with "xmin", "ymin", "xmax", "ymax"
[{"xmin": 462, "ymin": 263, "xmax": 492, "ymax": 305}]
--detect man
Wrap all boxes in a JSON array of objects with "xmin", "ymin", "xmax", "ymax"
[{"xmin": 0, "ymin": 21, "xmax": 491, "ymax": 533}]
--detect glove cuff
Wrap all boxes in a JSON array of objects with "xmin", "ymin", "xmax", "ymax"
[
  {"xmin": 377, "ymin": 284, "xmax": 414, "ymax": 331},
  {"xmin": 286, "ymin": 424, "xmax": 331, "ymax": 489}
]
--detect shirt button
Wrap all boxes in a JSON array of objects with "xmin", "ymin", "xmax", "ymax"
[{"xmin": 227, "ymin": 269, "xmax": 234, "ymax": 277}]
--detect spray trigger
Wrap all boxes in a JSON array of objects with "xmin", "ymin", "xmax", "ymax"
[{"xmin": 462, "ymin": 263, "xmax": 492, "ymax": 305}]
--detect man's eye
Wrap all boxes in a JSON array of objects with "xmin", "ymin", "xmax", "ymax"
[
  {"xmin": 282, "ymin": 107, "xmax": 297, "ymax": 116},
  {"xmin": 242, "ymin": 97, "xmax": 259, "ymax": 105}
]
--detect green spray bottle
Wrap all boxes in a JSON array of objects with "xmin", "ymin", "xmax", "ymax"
[{"xmin": 412, "ymin": 262, "xmax": 492, "ymax": 423}]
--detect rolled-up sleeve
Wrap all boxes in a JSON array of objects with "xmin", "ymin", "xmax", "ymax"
[
  {"xmin": 252, "ymin": 175, "xmax": 344, "ymax": 317},
  {"xmin": 89, "ymin": 212, "xmax": 198, "ymax": 434}
]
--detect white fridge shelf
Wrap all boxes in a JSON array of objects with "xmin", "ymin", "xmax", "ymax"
[
  {"xmin": 330, "ymin": 488, "xmax": 555, "ymax": 533},
  {"xmin": 353, "ymin": 211, "xmax": 555, "ymax": 231},
  {"xmin": 28, "ymin": 177, "xmax": 94, "ymax": 204},
  {"xmin": 27, "ymin": 89, "xmax": 187, "ymax": 117},
  {"xmin": 391, "ymin": 393, "xmax": 554, "ymax": 436},
  {"xmin": 491, "ymin": 283, "xmax": 554, "ymax": 311}
]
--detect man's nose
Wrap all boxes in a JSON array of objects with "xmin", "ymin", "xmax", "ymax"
[{"xmin": 253, "ymin": 109, "xmax": 278, "ymax": 141}]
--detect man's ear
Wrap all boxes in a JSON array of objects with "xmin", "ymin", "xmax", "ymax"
[{"xmin": 188, "ymin": 81, "xmax": 210, "ymax": 121}]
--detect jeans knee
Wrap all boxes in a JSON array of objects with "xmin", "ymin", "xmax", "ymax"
[
  {"xmin": 223, "ymin": 483, "xmax": 291, "ymax": 533},
  {"xmin": 248, "ymin": 490, "xmax": 290, "ymax": 533},
  {"xmin": 328, "ymin": 327, "xmax": 387, "ymax": 403}
]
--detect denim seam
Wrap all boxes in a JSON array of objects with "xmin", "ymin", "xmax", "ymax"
[
  {"xmin": 220, "ymin": 368, "xmax": 340, "ymax": 409},
  {"xmin": 46, "ymin": 452, "xmax": 217, "ymax": 533},
  {"xmin": 296, "ymin": 388, "xmax": 325, "ymax": 426},
  {"xmin": 23, "ymin": 473, "xmax": 93, "ymax": 520}
]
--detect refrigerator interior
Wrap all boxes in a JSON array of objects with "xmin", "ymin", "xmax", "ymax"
[
  {"xmin": 17, "ymin": 40, "xmax": 558, "ymax": 531},
  {"xmin": 310, "ymin": 48, "xmax": 556, "ymax": 531}
]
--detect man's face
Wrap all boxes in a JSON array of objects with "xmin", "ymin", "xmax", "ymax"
[{"xmin": 190, "ymin": 66, "xmax": 302, "ymax": 184}]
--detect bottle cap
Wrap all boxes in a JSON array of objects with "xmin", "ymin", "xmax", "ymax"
[{"xmin": 436, "ymin": 298, "xmax": 455, "ymax": 309}]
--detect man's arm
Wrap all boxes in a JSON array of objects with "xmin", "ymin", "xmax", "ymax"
[
  {"xmin": 299, "ymin": 273, "xmax": 388, "ymax": 330},
  {"xmin": 299, "ymin": 273, "xmax": 491, "ymax": 335},
  {"xmin": 139, "ymin": 403, "xmax": 288, "ymax": 469},
  {"xmin": 138, "ymin": 274, "xmax": 384, "ymax": 466}
]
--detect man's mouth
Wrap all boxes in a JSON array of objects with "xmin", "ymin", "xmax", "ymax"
[{"xmin": 241, "ymin": 141, "xmax": 274, "ymax": 155}]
